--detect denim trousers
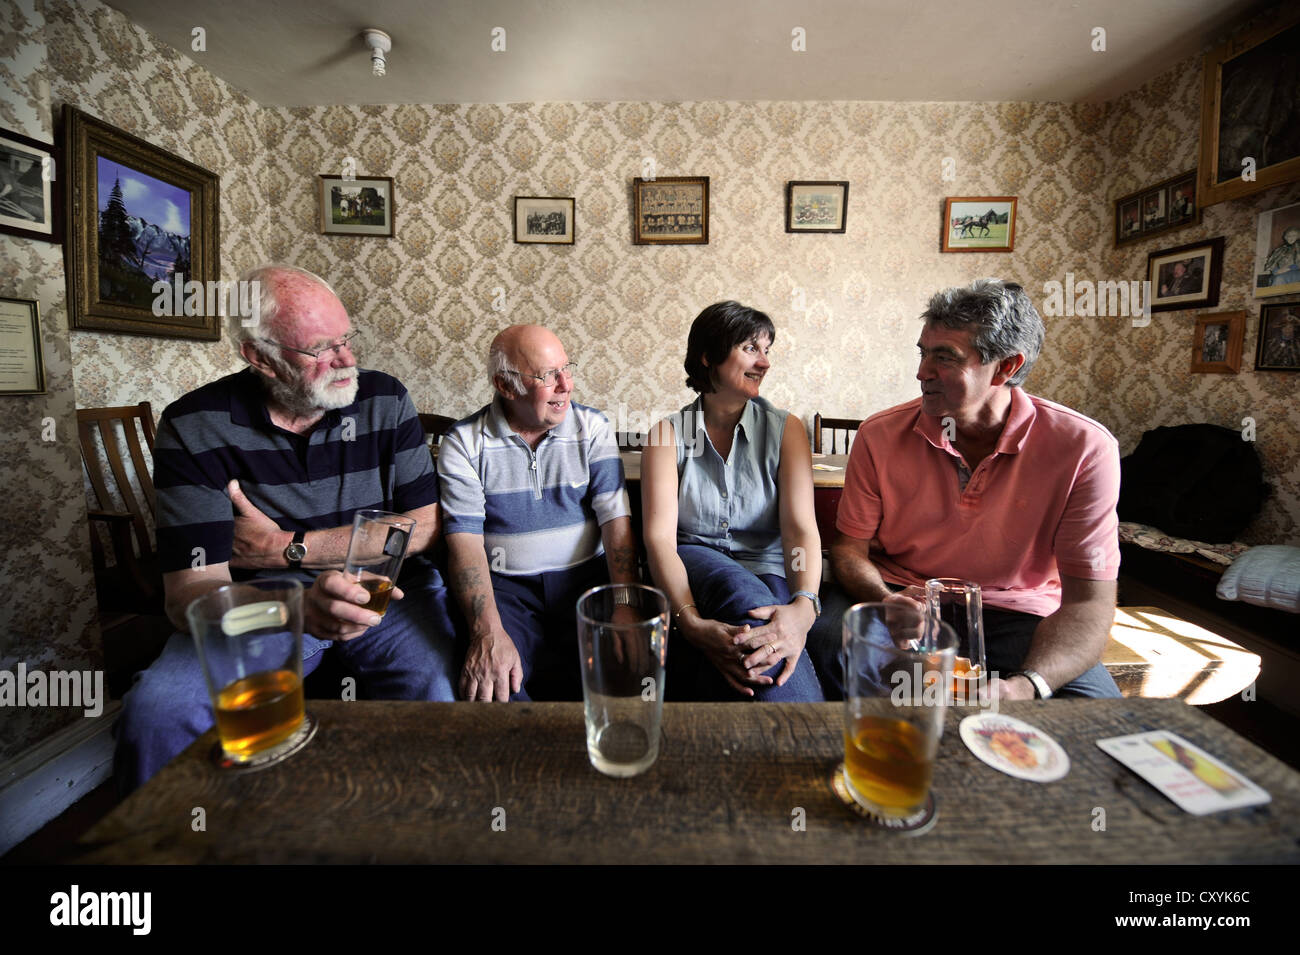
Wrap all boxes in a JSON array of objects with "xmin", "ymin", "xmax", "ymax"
[
  {"xmin": 114, "ymin": 562, "xmax": 460, "ymax": 792},
  {"xmin": 805, "ymin": 582, "xmax": 1122, "ymax": 700},
  {"xmin": 670, "ymin": 544, "xmax": 825, "ymax": 702}
]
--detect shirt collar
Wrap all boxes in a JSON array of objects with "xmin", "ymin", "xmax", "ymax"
[{"xmin": 912, "ymin": 386, "xmax": 1034, "ymax": 456}]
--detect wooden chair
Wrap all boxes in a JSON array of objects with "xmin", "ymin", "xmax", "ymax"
[
  {"xmin": 418, "ymin": 413, "xmax": 457, "ymax": 452},
  {"xmin": 76, "ymin": 402, "xmax": 163, "ymax": 615},
  {"xmin": 813, "ymin": 413, "xmax": 863, "ymax": 455},
  {"xmin": 616, "ymin": 431, "xmax": 647, "ymax": 452}
]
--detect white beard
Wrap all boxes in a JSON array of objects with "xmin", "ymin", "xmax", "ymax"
[{"xmin": 263, "ymin": 365, "xmax": 359, "ymax": 416}]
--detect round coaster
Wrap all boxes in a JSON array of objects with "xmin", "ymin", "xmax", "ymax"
[
  {"xmin": 829, "ymin": 762, "xmax": 938, "ymax": 835},
  {"xmin": 211, "ymin": 711, "xmax": 318, "ymax": 774}
]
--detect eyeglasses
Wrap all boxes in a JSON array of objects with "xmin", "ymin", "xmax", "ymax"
[
  {"xmin": 262, "ymin": 330, "xmax": 360, "ymax": 361},
  {"xmin": 512, "ymin": 362, "xmax": 577, "ymax": 386}
]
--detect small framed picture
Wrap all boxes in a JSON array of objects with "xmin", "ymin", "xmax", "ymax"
[
  {"xmin": 1253, "ymin": 201, "xmax": 1300, "ymax": 298},
  {"xmin": 1146, "ymin": 237, "xmax": 1225, "ymax": 313},
  {"xmin": 1115, "ymin": 170, "xmax": 1199, "ymax": 247},
  {"xmin": 941, "ymin": 197, "xmax": 1016, "ymax": 252},
  {"xmin": 514, "ymin": 196, "xmax": 574, "ymax": 244},
  {"xmin": 1254, "ymin": 300, "xmax": 1300, "ymax": 372},
  {"xmin": 319, "ymin": 175, "xmax": 394, "ymax": 237},
  {"xmin": 1190, "ymin": 311, "xmax": 1244, "ymax": 374},
  {"xmin": 632, "ymin": 176, "xmax": 708, "ymax": 245},
  {"xmin": 0, "ymin": 296, "xmax": 47, "ymax": 394},
  {"xmin": 0, "ymin": 127, "xmax": 59, "ymax": 243},
  {"xmin": 785, "ymin": 180, "xmax": 848, "ymax": 233}
]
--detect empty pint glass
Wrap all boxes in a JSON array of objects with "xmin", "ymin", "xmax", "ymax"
[
  {"xmin": 925, "ymin": 578, "xmax": 986, "ymax": 705},
  {"xmin": 842, "ymin": 602, "xmax": 956, "ymax": 817},
  {"xmin": 187, "ymin": 579, "xmax": 306, "ymax": 766},
  {"xmin": 576, "ymin": 584, "xmax": 669, "ymax": 777}
]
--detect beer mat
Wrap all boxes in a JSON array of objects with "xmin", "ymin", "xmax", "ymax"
[
  {"xmin": 211, "ymin": 711, "xmax": 318, "ymax": 774},
  {"xmin": 829, "ymin": 762, "xmax": 938, "ymax": 835},
  {"xmin": 1095, "ymin": 730, "xmax": 1270, "ymax": 815},
  {"xmin": 959, "ymin": 713, "xmax": 1069, "ymax": 782}
]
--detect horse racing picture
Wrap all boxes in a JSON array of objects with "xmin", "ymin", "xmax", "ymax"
[{"xmin": 942, "ymin": 196, "xmax": 1017, "ymax": 252}]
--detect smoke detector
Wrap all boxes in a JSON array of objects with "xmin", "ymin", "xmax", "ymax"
[{"xmin": 362, "ymin": 29, "xmax": 392, "ymax": 76}]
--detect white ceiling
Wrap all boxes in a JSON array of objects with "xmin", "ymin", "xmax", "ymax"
[{"xmin": 104, "ymin": 0, "xmax": 1263, "ymax": 106}]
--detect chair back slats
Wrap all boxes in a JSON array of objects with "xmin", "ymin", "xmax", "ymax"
[
  {"xmin": 77, "ymin": 403, "xmax": 157, "ymax": 561},
  {"xmin": 121, "ymin": 410, "xmax": 157, "ymax": 516},
  {"xmin": 813, "ymin": 413, "xmax": 863, "ymax": 455}
]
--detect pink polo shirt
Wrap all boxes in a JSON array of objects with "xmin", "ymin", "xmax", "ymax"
[{"xmin": 836, "ymin": 388, "xmax": 1121, "ymax": 617}]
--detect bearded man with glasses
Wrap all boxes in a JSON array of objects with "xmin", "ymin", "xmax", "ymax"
[
  {"xmin": 438, "ymin": 325, "xmax": 638, "ymax": 701},
  {"xmin": 116, "ymin": 265, "xmax": 460, "ymax": 791}
]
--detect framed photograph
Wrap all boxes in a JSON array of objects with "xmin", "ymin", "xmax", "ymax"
[
  {"xmin": 941, "ymin": 197, "xmax": 1016, "ymax": 252},
  {"xmin": 1199, "ymin": 10, "xmax": 1300, "ymax": 207},
  {"xmin": 0, "ymin": 296, "xmax": 47, "ymax": 395},
  {"xmin": 319, "ymin": 175, "xmax": 394, "ymax": 237},
  {"xmin": 1147, "ymin": 237, "xmax": 1225, "ymax": 313},
  {"xmin": 632, "ymin": 176, "xmax": 708, "ymax": 245},
  {"xmin": 0, "ymin": 128, "xmax": 60, "ymax": 243},
  {"xmin": 785, "ymin": 180, "xmax": 848, "ymax": 233},
  {"xmin": 1253, "ymin": 201, "xmax": 1300, "ymax": 298},
  {"xmin": 1115, "ymin": 170, "xmax": 1200, "ymax": 247},
  {"xmin": 1254, "ymin": 300, "xmax": 1300, "ymax": 372},
  {"xmin": 1190, "ymin": 311, "xmax": 1244, "ymax": 374},
  {"xmin": 514, "ymin": 196, "xmax": 574, "ymax": 244},
  {"xmin": 64, "ymin": 106, "xmax": 220, "ymax": 340}
]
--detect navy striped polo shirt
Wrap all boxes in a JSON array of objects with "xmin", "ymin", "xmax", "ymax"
[{"xmin": 153, "ymin": 367, "xmax": 438, "ymax": 578}]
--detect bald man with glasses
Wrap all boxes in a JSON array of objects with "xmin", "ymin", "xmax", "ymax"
[
  {"xmin": 438, "ymin": 325, "xmax": 638, "ymax": 701},
  {"xmin": 116, "ymin": 264, "xmax": 460, "ymax": 790}
]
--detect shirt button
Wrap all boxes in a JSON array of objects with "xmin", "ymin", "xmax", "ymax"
[
  {"xmin": 530, "ymin": 461, "xmax": 538, "ymax": 470},
  {"xmin": 721, "ymin": 491, "xmax": 728, "ymax": 499},
  {"xmin": 721, "ymin": 520, "xmax": 729, "ymax": 529}
]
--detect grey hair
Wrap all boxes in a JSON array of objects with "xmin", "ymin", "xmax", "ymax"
[
  {"xmin": 920, "ymin": 278, "xmax": 1044, "ymax": 387},
  {"xmin": 488, "ymin": 339, "xmax": 527, "ymax": 396},
  {"xmin": 232, "ymin": 264, "xmax": 339, "ymax": 358}
]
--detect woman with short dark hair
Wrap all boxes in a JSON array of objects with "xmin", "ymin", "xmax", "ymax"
[{"xmin": 641, "ymin": 301, "xmax": 824, "ymax": 701}]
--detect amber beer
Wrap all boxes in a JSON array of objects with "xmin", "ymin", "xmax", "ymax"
[
  {"xmin": 950, "ymin": 655, "xmax": 985, "ymax": 703},
  {"xmin": 214, "ymin": 668, "xmax": 304, "ymax": 760},
  {"xmin": 359, "ymin": 576, "xmax": 395, "ymax": 616},
  {"xmin": 844, "ymin": 715, "xmax": 935, "ymax": 815}
]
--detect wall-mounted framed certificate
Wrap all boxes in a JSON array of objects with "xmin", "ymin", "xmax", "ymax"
[{"xmin": 0, "ymin": 296, "xmax": 47, "ymax": 395}]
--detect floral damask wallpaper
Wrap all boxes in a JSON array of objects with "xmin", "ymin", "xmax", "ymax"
[{"xmin": 1, "ymin": 0, "xmax": 1295, "ymax": 761}]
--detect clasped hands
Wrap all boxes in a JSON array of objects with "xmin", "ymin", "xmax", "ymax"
[{"xmin": 682, "ymin": 599, "xmax": 815, "ymax": 698}]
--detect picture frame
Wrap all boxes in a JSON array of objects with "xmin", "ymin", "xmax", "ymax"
[
  {"xmin": 1254, "ymin": 300, "xmax": 1300, "ymax": 372},
  {"xmin": 0, "ymin": 127, "xmax": 60, "ymax": 243},
  {"xmin": 632, "ymin": 176, "xmax": 708, "ymax": 245},
  {"xmin": 1114, "ymin": 170, "xmax": 1199, "ymax": 247},
  {"xmin": 0, "ymin": 296, "xmax": 47, "ymax": 395},
  {"xmin": 514, "ymin": 196, "xmax": 574, "ymax": 244},
  {"xmin": 319, "ymin": 174, "xmax": 395, "ymax": 237},
  {"xmin": 63, "ymin": 106, "xmax": 220, "ymax": 340},
  {"xmin": 941, "ymin": 197, "xmax": 1016, "ymax": 252},
  {"xmin": 785, "ymin": 180, "xmax": 848, "ymax": 234},
  {"xmin": 1198, "ymin": 9, "xmax": 1300, "ymax": 207},
  {"xmin": 1146, "ymin": 237, "xmax": 1225, "ymax": 313},
  {"xmin": 1190, "ymin": 311, "xmax": 1244, "ymax": 374},
  {"xmin": 1253, "ymin": 201, "xmax": 1300, "ymax": 299}
]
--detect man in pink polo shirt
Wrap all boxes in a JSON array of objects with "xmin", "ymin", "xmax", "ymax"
[{"xmin": 820, "ymin": 279, "xmax": 1121, "ymax": 700}]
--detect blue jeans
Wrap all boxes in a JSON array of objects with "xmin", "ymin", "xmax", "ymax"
[
  {"xmin": 115, "ymin": 561, "xmax": 460, "ymax": 792},
  {"xmin": 669, "ymin": 544, "xmax": 824, "ymax": 701},
  {"xmin": 806, "ymin": 582, "xmax": 1122, "ymax": 700},
  {"xmin": 489, "ymin": 555, "xmax": 610, "ymax": 701}
]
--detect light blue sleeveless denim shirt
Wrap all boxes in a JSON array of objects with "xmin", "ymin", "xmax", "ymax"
[{"xmin": 674, "ymin": 395, "xmax": 788, "ymax": 577}]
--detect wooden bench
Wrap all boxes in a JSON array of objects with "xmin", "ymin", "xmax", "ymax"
[{"xmin": 1104, "ymin": 606, "xmax": 1261, "ymax": 704}]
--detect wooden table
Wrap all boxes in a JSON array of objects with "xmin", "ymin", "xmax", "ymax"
[
  {"xmin": 1104, "ymin": 607, "xmax": 1261, "ymax": 704},
  {"xmin": 72, "ymin": 700, "xmax": 1300, "ymax": 864}
]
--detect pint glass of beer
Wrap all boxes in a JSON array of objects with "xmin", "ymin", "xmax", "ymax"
[
  {"xmin": 187, "ymin": 579, "xmax": 307, "ymax": 766},
  {"xmin": 576, "ymin": 584, "xmax": 669, "ymax": 778},
  {"xmin": 842, "ymin": 602, "xmax": 956, "ymax": 817},
  {"xmin": 343, "ymin": 510, "xmax": 416, "ymax": 617},
  {"xmin": 925, "ymin": 579, "xmax": 986, "ymax": 705}
]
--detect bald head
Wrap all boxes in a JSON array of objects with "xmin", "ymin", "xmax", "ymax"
[
  {"xmin": 237, "ymin": 264, "xmax": 341, "ymax": 345},
  {"xmin": 488, "ymin": 324, "xmax": 566, "ymax": 396}
]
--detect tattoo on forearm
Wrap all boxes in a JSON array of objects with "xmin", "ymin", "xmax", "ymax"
[
  {"xmin": 608, "ymin": 545, "xmax": 638, "ymax": 575},
  {"xmin": 470, "ymin": 593, "xmax": 486, "ymax": 621},
  {"xmin": 453, "ymin": 565, "xmax": 482, "ymax": 591}
]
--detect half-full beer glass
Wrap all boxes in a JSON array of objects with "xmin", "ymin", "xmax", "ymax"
[
  {"xmin": 187, "ymin": 579, "xmax": 307, "ymax": 766},
  {"xmin": 344, "ymin": 510, "xmax": 416, "ymax": 617},
  {"xmin": 576, "ymin": 584, "xmax": 668, "ymax": 777},
  {"xmin": 842, "ymin": 602, "xmax": 957, "ymax": 817},
  {"xmin": 925, "ymin": 578, "xmax": 986, "ymax": 705}
]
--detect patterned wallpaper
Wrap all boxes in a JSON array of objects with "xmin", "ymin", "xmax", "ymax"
[{"xmin": 2, "ymin": 0, "xmax": 1296, "ymax": 759}]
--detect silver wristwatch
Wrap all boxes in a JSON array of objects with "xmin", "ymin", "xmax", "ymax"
[
  {"xmin": 1011, "ymin": 668, "xmax": 1053, "ymax": 699},
  {"xmin": 790, "ymin": 590, "xmax": 822, "ymax": 618}
]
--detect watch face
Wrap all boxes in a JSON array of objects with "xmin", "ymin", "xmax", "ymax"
[{"xmin": 285, "ymin": 543, "xmax": 307, "ymax": 562}]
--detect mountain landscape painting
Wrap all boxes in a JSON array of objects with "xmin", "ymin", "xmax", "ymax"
[{"xmin": 96, "ymin": 157, "xmax": 191, "ymax": 309}]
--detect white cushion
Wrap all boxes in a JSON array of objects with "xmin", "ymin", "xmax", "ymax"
[{"xmin": 1216, "ymin": 546, "xmax": 1300, "ymax": 613}]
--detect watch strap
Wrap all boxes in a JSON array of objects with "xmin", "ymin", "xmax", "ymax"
[
  {"xmin": 1010, "ymin": 668, "xmax": 1052, "ymax": 699},
  {"xmin": 283, "ymin": 529, "xmax": 307, "ymax": 568}
]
